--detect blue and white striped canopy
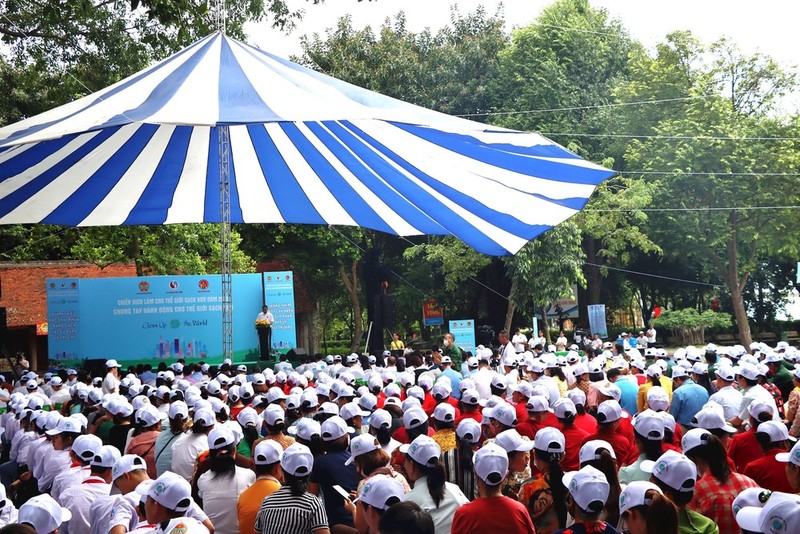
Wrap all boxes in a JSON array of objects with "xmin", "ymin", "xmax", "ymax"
[{"xmin": 0, "ymin": 33, "xmax": 614, "ymax": 255}]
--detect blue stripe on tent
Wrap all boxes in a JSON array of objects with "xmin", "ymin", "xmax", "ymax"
[
  {"xmin": 99, "ymin": 38, "xmax": 218, "ymax": 129},
  {"xmin": 246, "ymin": 124, "xmax": 325, "ymax": 224},
  {"xmin": 323, "ymin": 121, "xmax": 510, "ymax": 255},
  {"xmin": 1, "ymin": 35, "xmax": 218, "ymax": 146},
  {"xmin": 305, "ymin": 122, "xmax": 445, "ymax": 236},
  {"xmin": 341, "ymin": 120, "xmax": 550, "ymax": 243},
  {"xmin": 218, "ymin": 39, "xmax": 280, "ymax": 124},
  {"xmin": 280, "ymin": 123, "xmax": 395, "ymax": 234},
  {"xmin": 0, "ymin": 135, "xmax": 77, "ymax": 182},
  {"xmin": 531, "ymin": 195, "xmax": 589, "ymax": 211},
  {"xmin": 392, "ymin": 123, "xmax": 614, "ymax": 185},
  {"xmin": 124, "ymin": 126, "xmax": 194, "ymax": 224},
  {"xmin": 0, "ymin": 127, "xmax": 120, "ymax": 220},
  {"xmin": 43, "ymin": 125, "xmax": 159, "ymax": 225}
]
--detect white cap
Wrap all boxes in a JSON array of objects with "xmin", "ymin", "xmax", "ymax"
[
  {"xmin": 321, "ymin": 416, "xmax": 354, "ymax": 441},
  {"xmin": 368, "ymin": 409, "xmax": 392, "ymax": 430},
  {"xmin": 358, "ymin": 474, "xmax": 404, "ymax": 511},
  {"xmin": 193, "ymin": 408, "xmax": 216, "ymax": 427},
  {"xmin": 596, "ymin": 400, "xmax": 627, "ymax": 423},
  {"xmin": 736, "ymin": 491, "xmax": 800, "ymax": 534},
  {"xmin": 491, "ymin": 402, "xmax": 518, "ymax": 427},
  {"xmin": 460, "ymin": 388, "xmax": 480, "ymax": 406},
  {"xmin": 432, "ymin": 403, "xmax": 456, "ymax": 423},
  {"xmin": 566, "ymin": 388, "xmax": 586, "ymax": 407},
  {"xmin": 168, "ymin": 401, "xmax": 189, "ymax": 420},
  {"xmin": 681, "ymin": 428, "xmax": 712, "ymax": 455},
  {"xmin": 19, "ymin": 494, "xmax": 72, "ymax": 534},
  {"xmin": 736, "ymin": 363, "xmax": 759, "ymax": 381},
  {"xmin": 776, "ymin": 439, "xmax": 800, "ymax": 466},
  {"xmin": 45, "ymin": 416, "xmax": 81, "ymax": 436},
  {"xmin": 112, "ymin": 454, "xmax": 147, "ymax": 481},
  {"xmin": 670, "ymin": 366, "xmax": 689, "ymax": 379},
  {"xmin": 456, "ymin": 419, "xmax": 482, "ymax": 444},
  {"xmin": 748, "ymin": 401, "xmax": 775, "ymax": 420},
  {"xmin": 641, "ymin": 450, "xmax": 697, "ymax": 493},
  {"xmin": 106, "ymin": 359, "xmax": 120, "ymax": 368},
  {"xmin": 563, "ymin": 465, "xmax": 610, "ymax": 514},
  {"xmin": 597, "ymin": 382, "xmax": 621, "ymax": 401},
  {"xmin": 646, "ymin": 364, "xmax": 662, "ymax": 378},
  {"xmin": 533, "ymin": 427, "xmax": 566, "ymax": 454},
  {"xmin": 731, "ymin": 487, "xmax": 772, "ymax": 518},
  {"xmin": 691, "ymin": 406, "xmax": 737, "ymax": 434},
  {"xmin": 579, "ymin": 440, "xmax": 616, "ymax": 465},
  {"xmin": 263, "ymin": 404, "xmax": 286, "ymax": 427},
  {"xmin": 266, "ymin": 386, "xmax": 287, "ymax": 403},
  {"xmin": 399, "ymin": 435, "xmax": 441, "ymax": 468},
  {"xmin": 340, "ymin": 402, "xmax": 369, "ymax": 421},
  {"xmin": 757, "ymin": 420, "xmax": 793, "ymax": 443},
  {"xmin": 253, "ymin": 440, "xmax": 284, "ymax": 466},
  {"xmin": 137, "ymin": 471, "xmax": 192, "ymax": 513},
  {"xmin": 402, "ymin": 407, "xmax": 428, "ymax": 430},
  {"xmin": 473, "ymin": 442, "xmax": 509, "ymax": 485},
  {"xmin": 281, "ymin": 443, "xmax": 314, "ymax": 476},
  {"xmin": 345, "ymin": 434, "xmax": 381, "ymax": 466},
  {"xmin": 618, "ymin": 481, "xmax": 663, "ymax": 516},
  {"xmin": 136, "ymin": 404, "xmax": 165, "ymax": 427},
  {"xmin": 494, "ymin": 429, "xmax": 535, "ymax": 453},
  {"xmin": 208, "ymin": 427, "xmax": 236, "ymax": 450},
  {"xmin": 525, "ymin": 395, "xmax": 550, "ymax": 414},
  {"xmin": 72, "ymin": 434, "xmax": 103, "ymax": 463},
  {"xmin": 646, "ymin": 386, "xmax": 669, "ymax": 411},
  {"xmin": 91, "ymin": 445, "xmax": 122, "ymax": 468},
  {"xmin": 632, "ymin": 409, "xmax": 665, "ymax": 440}
]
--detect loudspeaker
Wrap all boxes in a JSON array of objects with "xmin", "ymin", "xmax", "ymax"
[
  {"xmin": 0, "ymin": 307, "xmax": 6, "ymax": 334},
  {"xmin": 83, "ymin": 358, "xmax": 108, "ymax": 377},
  {"xmin": 286, "ymin": 348, "xmax": 308, "ymax": 362},
  {"xmin": 380, "ymin": 294, "xmax": 396, "ymax": 328}
]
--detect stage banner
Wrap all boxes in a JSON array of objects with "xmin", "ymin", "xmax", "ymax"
[
  {"xmin": 545, "ymin": 285, "xmax": 579, "ymax": 318},
  {"xmin": 448, "ymin": 320, "xmax": 476, "ymax": 355},
  {"xmin": 47, "ymin": 272, "xmax": 296, "ymax": 365},
  {"xmin": 422, "ymin": 300, "xmax": 444, "ymax": 326},
  {"xmin": 587, "ymin": 304, "xmax": 608, "ymax": 339}
]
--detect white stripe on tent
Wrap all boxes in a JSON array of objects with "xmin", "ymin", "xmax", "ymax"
[
  {"xmin": 296, "ymin": 121, "xmax": 425, "ymax": 236},
  {"xmin": 230, "ymin": 125, "xmax": 284, "ymax": 223},
  {"xmin": 340, "ymin": 122, "xmax": 530, "ymax": 254},
  {"xmin": 0, "ymin": 131, "xmax": 103, "ymax": 203},
  {"xmin": 265, "ymin": 123, "xmax": 357, "ymax": 226},
  {"xmin": 145, "ymin": 38, "xmax": 222, "ymax": 126},
  {"xmin": 0, "ymin": 125, "xmax": 139, "ymax": 223},
  {"xmin": 80, "ymin": 125, "xmax": 177, "ymax": 226},
  {"xmin": 0, "ymin": 142, "xmax": 35, "ymax": 165},
  {"xmin": 165, "ymin": 127, "xmax": 211, "ymax": 223}
]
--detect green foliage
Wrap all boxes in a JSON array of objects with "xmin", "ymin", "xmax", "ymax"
[
  {"xmin": 403, "ymin": 237, "xmax": 491, "ymax": 293},
  {"xmin": 651, "ymin": 308, "xmax": 732, "ymax": 331}
]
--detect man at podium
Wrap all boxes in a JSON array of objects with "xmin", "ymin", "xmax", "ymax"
[{"xmin": 255, "ymin": 305, "xmax": 274, "ymax": 359}]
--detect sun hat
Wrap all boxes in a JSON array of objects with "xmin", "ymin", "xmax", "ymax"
[
  {"xmin": 456, "ymin": 419, "xmax": 482, "ymax": 444},
  {"xmin": 563, "ymin": 465, "xmax": 610, "ymax": 514},
  {"xmin": 579, "ymin": 440, "xmax": 616, "ymax": 465},
  {"xmin": 321, "ymin": 416, "xmax": 354, "ymax": 441},
  {"xmin": 358, "ymin": 474, "xmax": 404, "ymax": 511},
  {"xmin": 736, "ymin": 491, "xmax": 800, "ymax": 534},
  {"xmin": 619, "ymin": 481, "xmax": 663, "ymax": 516},
  {"xmin": 473, "ymin": 442, "xmax": 509, "ymax": 485},
  {"xmin": 137, "ymin": 471, "xmax": 192, "ymax": 513},
  {"xmin": 345, "ymin": 434, "xmax": 381, "ymax": 466},
  {"xmin": 18, "ymin": 494, "xmax": 72, "ymax": 534},
  {"xmin": 641, "ymin": 450, "xmax": 697, "ymax": 493},
  {"xmin": 533, "ymin": 427, "xmax": 566, "ymax": 454}
]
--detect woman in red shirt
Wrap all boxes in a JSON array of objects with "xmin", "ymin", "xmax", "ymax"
[{"xmin": 742, "ymin": 420, "xmax": 794, "ymax": 493}]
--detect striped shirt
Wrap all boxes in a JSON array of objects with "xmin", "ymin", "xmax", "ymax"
[{"xmin": 254, "ymin": 486, "xmax": 328, "ymax": 534}]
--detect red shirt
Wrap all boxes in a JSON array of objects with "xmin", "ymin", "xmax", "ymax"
[
  {"xmin": 515, "ymin": 402, "xmax": 529, "ymax": 424},
  {"xmin": 422, "ymin": 393, "xmax": 437, "ymax": 416},
  {"xmin": 391, "ymin": 425, "xmax": 435, "ymax": 445},
  {"xmin": 728, "ymin": 428, "xmax": 761, "ymax": 473},
  {"xmin": 456, "ymin": 410, "xmax": 482, "ymax": 426},
  {"xmin": 558, "ymin": 424, "xmax": 590, "ymax": 472},
  {"xmin": 516, "ymin": 419, "xmax": 545, "ymax": 441},
  {"xmin": 574, "ymin": 413, "xmax": 598, "ymax": 435},
  {"xmin": 451, "ymin": 496, "xmax": 536, "ymax": 534},
  {"xmin": 742, "ymin": 447, "xmax": 794, "ymax": 492},
  {"xmin": 582, "ymin": 426, "xmax": 638, "ymax": 466}
]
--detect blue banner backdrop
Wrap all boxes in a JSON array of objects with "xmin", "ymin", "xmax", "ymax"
[{"xmin": 448, "ymin": 319, "xmax": 476, "ymax": 356}]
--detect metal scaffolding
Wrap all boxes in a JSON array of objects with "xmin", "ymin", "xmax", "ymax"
[{"xmin": 219, "ymin": 125, "xmax": 233, "ymax": 360}]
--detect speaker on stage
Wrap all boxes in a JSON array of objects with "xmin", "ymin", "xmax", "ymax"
[
  {"xmin": 380, "ymin": 294, "xmax": 396, "ymax": 328},
  {"xmin": 0, "ymin": 308, "xmax": 6, "ymax": 334},
  {"xmin": 286, "ymin": 348, "xmax": 308, "ymax": 362}
]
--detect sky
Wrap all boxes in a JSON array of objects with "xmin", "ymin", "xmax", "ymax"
[{"xmin": 247, "ymin": 0, "xmax": 800, "ymax": 72}]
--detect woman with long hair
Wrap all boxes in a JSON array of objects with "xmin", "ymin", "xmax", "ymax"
[
  {"xmin": 494, "ymin": 429, "xmax": 533, "ymax": 500},
  {"xmin": 170, "ymin": 408, "xmax": 215, "ymax": 482},
  {"xmin": 126, "ymin": 405, "xmax": 163, "ymax": 478},
  {"xmin": 236, "ymin": 407, "xmax": 260, "ymax": 459},
  {"xmin": 682, "ymin": 429, "xmax": 757, "ymax": 534},
  {"xmin": 519, "ymin": 427, "xmax": 567, "ymax": 534},
  {"xmin": 368, "ymin": 409, "xmax": 401, "ymax": 456},
  {"xmin": 255, "ymin": 404, "xmax": 295, "ymax": 450},
  {"xmin": 401, "ymin": 435, "xmax": 469, "ymax": 534},
  {"xmin": 291, "ymin": 418, "xmax": 326, "ymax": 457},
  {"xmin": 453, "ymin": 419, "xmax": 480, "ymax": 501},
  {"xmin": 197, "ymin": 427, "xmax": 256, "ymax": 534},
  {"xmin": 579, "ymin": 440, "xmax": 622, "ymax": 528},
  {"xmin": 154, "ymin": 401, "xmax": 188, "ymax": 477},
  {"xmin": 255, "ymin": 443, "xmax": 331, "ymax": 534},
  {"xmin": 618, "ymin": 481, "xmax": 678, "ymax": 534},
  {"xmin": 619, "ymin": 410, "xmax": 665, "ymax": 484}
]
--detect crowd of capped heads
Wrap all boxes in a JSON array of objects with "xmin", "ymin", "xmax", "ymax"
[{"xmin": 0, "ymin": 332, "xmax": 798, "ymax": 534}]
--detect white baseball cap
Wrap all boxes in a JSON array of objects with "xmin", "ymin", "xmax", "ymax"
[
  {"xmin": 168, "ymin": 401, "xmax": 189, "ymax": 420},
  {"xmin": 597, "ymin": 400, "xmax": 627, "ymax": 423},
  {"xmin": 563, "ymin": 465, "xmax": 610, "ymax": 514},
  {"xmin": 691, "ymin": 406, "xmax": 737, "ymax": 434},
  {"xmin": 646, "ymin": 364, "xmax": 662, "ymax": 378},
  {"xmin": 72, "ymin": 434, "xmax": 103, "ymax": 463},
  {"xmin": 253, "ymin": 440, "xmax": 284, "ymax": 466},
  {"xmin": 402, "ymin": 407, "xmax": 428, "ymax": 430},
  {"xmin": 681, "ymin": 428, "xmax": 712, "ymax": 455},
  {"xmin": 45, "ymin": 416, "xmax": 81, "ymax": 436},
  {"xmin": 670, "ymin": 366, "xmax": 689, "ymax": 379},
  {"xmin": 18, "ymin": 494, "xmax": 72, "ymax": 534},
  {"xmin": 597, "ymin": 382, "xmax": 621, "ymax": 401},
  {"xmin": 106, "ymin": 359, "xmax": 120, "ymax": 368},
  {"xmin": 525, "ymin": 395, "xmax": 550, "ymax": 414},
  {"xmin": 208, "ymin": 427, "xmax": 236, "ymax": 450},
  {"xmin": 775, "ymin": 439, "xmax": 800, "ymax": 466},
  {"xmin": 731, "ymin": 487, "xmax": 772, "ymax": 518},
  {"xmin": 553, "ymin": 398, "xmax": 576, "ymax": 419},
  {"xmin": 736, "ymin": 363, "xmax": 759, "ymax": 381},
  {"xmin": 460, "ymin": 388, "xmax": 480, "ymax": 406},
  {"xmin": 345, "ymin": 434, "xmax": 381, "ymax": 466},
  {"xmin": 432, "ymin": 403, "xmax": 456, "ymax": 423},
  {"xmin": 112, "ymin": 454, "xmax": 147, "ymax": 481},
  {"xmin": 137, "ymin": 471, "xmax": 192, "ymax": 513},
  {"xmin": 632, "ymin": 409, "xmax": 665, "ymax": 440},
  {"xmin": 321, "ymin": 416, "xmax": 354, "ymax": 441},
  {"xmin": 281, "ymin": 443, "xmax": 314, "ymax": 476},
  {"xmin": 368, "ymin": 409, "xmax": 392, "ymax": 430},
  {"xmin": 340, "ymin": 401, "xmax": 369, "ymax": 421},
  {"xmin": 456, "ymin": 419, "xmax": 482, "ymax": 444},
  {"xmin": 263, "ymin": 404, "xmax": 286, "ymax": 427},
  {"xmin": 533, "ymin": 427, "xmax": 566, "ymax": 454},
  {"xmin": 494, "ymin": 429, "xmax": 535, "ymax": 453},
  {"xmin": 748, "ymin": 401, "xmax": 775, "ymax": 420},
  {"xmin": 757, "ymin": 420, "xmax": 793, "ymax": 444},
  {"xmin": 736, "ymin": 491, "xmax": 800, "ymax": 534},
  {"xmin": 491, "ymin": 402, "xmax": 518, "ymax": 427},
  {"xmin": 566, "ymin": 388, "xmax": 587, "ymax": 406},
  {"xmin": 91, "ymin": 445, "xmax": 122, "ymax": 468},
  {"xmin": 473, "ymin": 442, "xmax": 509, "ymax": 485},
  {"xmin": 641, "ymin": 450, "xmax": 697, "ymax": 493},
  {"xmin": 193, "ymin": 408, "xmax": 216, "ymax": 427},
  {"xmin": 399, "ymin": 435, "xmax": 441, "ymax": 468},
  {"xmin": 358, "ymin": 474, "xmax": 404, "ymax": 511},
  {"xmin": 618, "ymin": 481, "xmax": 663, "ymax": 515},
  {"xmin": 136, "ymin": 404, "xmax": 165, "ymax": 428},
  {"xmin": 579, "ymin": 440, "xmax": 616, "ymax": 465},
  {"xmin": 646, "ymin": 386, "xmax": 669, "ymax": 411},
  {"xmin": 288, "ymin": 418, "xmax": 322, "ymax": 441}
]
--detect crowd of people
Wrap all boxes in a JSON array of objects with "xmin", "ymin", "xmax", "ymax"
[{"xmin": 0, "ymin": 330, "xmax": 798, "ymax": 534}]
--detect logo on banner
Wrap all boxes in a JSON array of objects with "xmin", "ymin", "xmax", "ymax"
[
  {"xmin": 198, "ymin": 279, "xmax": 209, "ymax": 290},
  {"xmin": 138, "ymin": 281, "xmax": 150, "ymax": 293},
  {"xmin": 169, "ymin": 280, "xmax": 179, "ymax": 290}
]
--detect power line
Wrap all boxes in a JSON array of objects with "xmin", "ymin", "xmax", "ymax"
[
  {"xmin": 457, "ymin": 95, "xmax": 712, "ymax": 118},
  {"xmin": 585, "ymin": 205, "xmax": 800, "ymax": 212},
  {"xmin": 617, "ymin": 171, "xmax": 800, "ymax": 177},
  {"xmin": 584, "ymin": 262, "xmax": 721, "ymax": 287},
  {"xmin": 541, "ymin": 131, "xmax": 800, "ymax": 141}
]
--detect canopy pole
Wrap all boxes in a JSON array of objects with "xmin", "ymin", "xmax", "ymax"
[{"xmin": 219, "ymin": 125, "xmax": 233, "ymax": 361}]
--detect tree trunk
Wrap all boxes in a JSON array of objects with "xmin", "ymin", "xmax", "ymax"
[
  {"xmin": 584, "ymin": 236, "xmax": 602, "ymax": 304},
  {"xmin": 340, "ymin": 260, "xmax": 363, "ymax": 354},
  {"xmin": 730, "ymin": 284, "xmax": 752, "ymax": 347},
  {"xmin": 541, "ymin": 307, "xmax": 551, "ymax": 344},
  {"xmin": 504, "ymin": 301, "xmax": 516, "ymax": 333}
]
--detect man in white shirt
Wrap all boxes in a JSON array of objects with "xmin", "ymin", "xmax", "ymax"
[
  {"xmin": 103, "ymin": 360, "xmax": 121, "ymax": 395},
  {"xmin": 709, "ymin": 367, "xmax": 744, "ymax": 421},
  {"xmin": 255, "ymin": 305, "xmax": 275, "ymax": 359},
  {"xmin": 59, "ymin": 445, "xmax": 121, "ymax": 534},
  {"xmin": 511, "ymin": 329, "xmax": 528, "ymax": 354},
  {"xmin": 646, "ymin": 326, "xmax": 657, "ymax": 346},
  {"xmin": 51, "ymin": 434, "xmax": 102, "ymax": 502}
]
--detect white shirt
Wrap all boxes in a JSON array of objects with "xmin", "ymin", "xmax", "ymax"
[
  {"xmin": 50, "ymin": 388, "xmax": 72, "ymax": 407},
  {"xmin": 646, "ymin": 328, "xmax": 657, "ymax": 343},
  {"xmin": 38, "ymin": 448, "xmax": 71, "ymax": 492},
  {"xmin": 511, "ymin": 334, "xmax": 528, "ymax": 353},
  {"xmin": 52, "ymin": 464, "xmax": 91, "ymax": 502},
  {"xmin": 472, "ymin": 368, "xmax": 494, "ymax": 400},
  {"xmin": 197, "ymin": 466, "xmax": 255, "ymax": 534},
  {"xmin": 404, "ymin": 477, "xmax": 469, "ymax": 534},
  {"xmin": 0, "ymin": 502, "xmax": 18, "ymax": 528},
  {"xmin": 103, "ymin": 372, "xmax": 120, "ymax": 395},
  {"xmin": 32, "ymin": 439, "xmax": 53, "ymax": 480},
  {"xmin": 738, "ymin": 384, "xmax": 780, "ymax": 421},
  {"xmin": 154, "ymin": 516, "xmax": 209, "ymax": 534},
  {"xmin": 59, "ymin": 476, "xmax": 112, "ymax": 534},
  {"xmin": 710, "ymin": 385, "xmax": 744, "ymax": 422},
  {"xmin": 256, "ymin": 311, "xmax": 274, "ymax": 323},
  {"xmin": 170, "ymin": 432, "xmax": 209, "ymax": 482}
]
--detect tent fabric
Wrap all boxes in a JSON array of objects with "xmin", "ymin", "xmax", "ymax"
[{"xmin": 0, "ymin": 33, "xmax": 615, "ymax": 256}]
